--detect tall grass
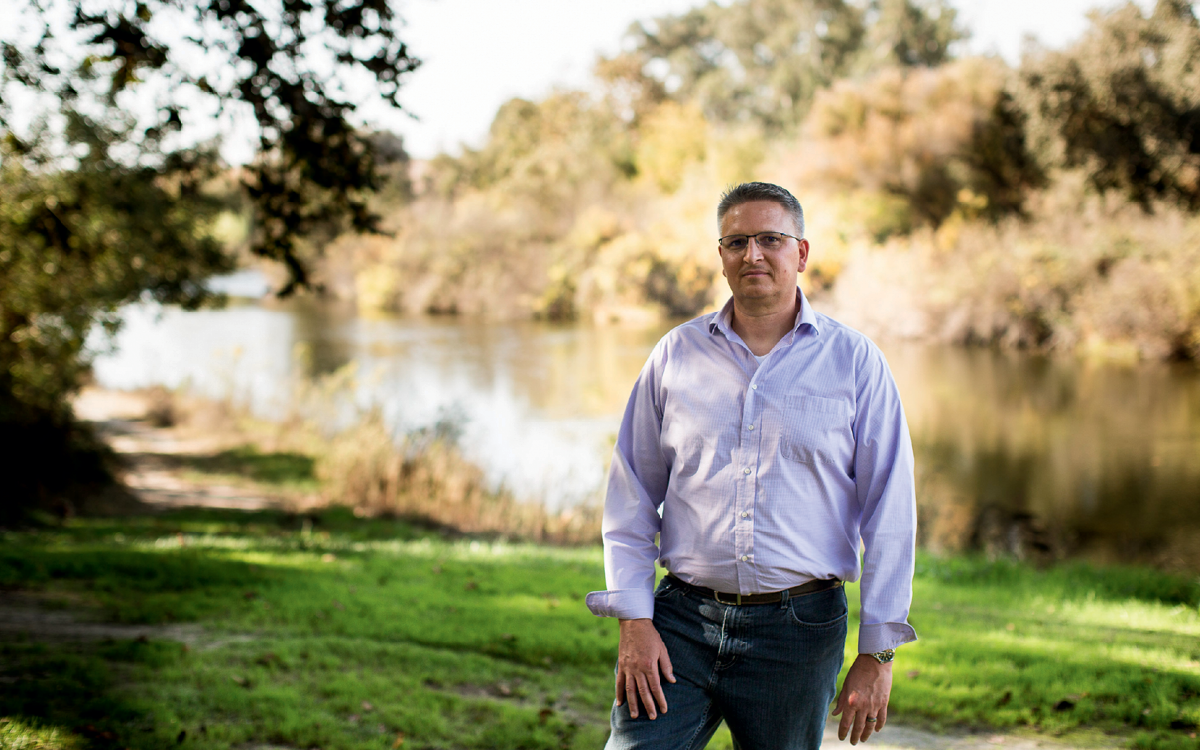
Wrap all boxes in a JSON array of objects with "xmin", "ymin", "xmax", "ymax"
[
  {"xmin": 314, "ymin": 415, "xmax": 601, "ymax": 544},
  {"xmin": 159, "ymin": 357, "xmax": 603, "ymax": 545}
]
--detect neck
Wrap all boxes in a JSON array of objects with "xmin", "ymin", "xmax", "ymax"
[{"xmin": 729, "ymin": 292, "xmax": 799, "ymax": 357}]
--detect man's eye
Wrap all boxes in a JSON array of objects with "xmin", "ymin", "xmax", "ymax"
[
  {"xmin": 757, "ymin": 234, "xmax": 782, "ymax": 249},
  {"xmin": 725, "ymin": 238, "xmax": 748, "ymax": 250}
]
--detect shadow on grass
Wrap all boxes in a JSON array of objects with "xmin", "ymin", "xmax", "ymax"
[
  {"xmin": 171, "ymin": 446, "xmax": 318, "ymax": 490},
  {"xmin": 0, "ymin": 507, "xmax": 614, "ymax": 750}
]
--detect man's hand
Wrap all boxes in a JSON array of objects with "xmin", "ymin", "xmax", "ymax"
[
  {"xmin": 615, "ymin": 618, "xmax": 675, "ymax": 720},
  {"xmin": 833, "ymin": 654, "xmax": 893, "ymax": 744}
]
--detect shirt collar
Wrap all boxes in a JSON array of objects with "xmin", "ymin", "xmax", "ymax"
[{"xmin": 709, "ymin": 287, "xmax": 822, "ymax": 340}]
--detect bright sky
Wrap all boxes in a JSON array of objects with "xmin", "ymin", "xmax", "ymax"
[
  {"xmin": 372, "ymin": 0, "xmax": 1157, "ymax": 161},
  {"xmin": 0, "ymin": 0, "xmax": 1159, "ymax": 163}
]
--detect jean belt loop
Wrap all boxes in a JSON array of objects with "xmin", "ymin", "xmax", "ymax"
[{"xmin": 779, "ymin": 588, "xmax": 790, "ymax": 608}]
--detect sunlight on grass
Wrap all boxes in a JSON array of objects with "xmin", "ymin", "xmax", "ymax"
[
  {"xmin": 0, "ymin": 718, "xmax": 83, "ymax": 750},
  {"xmin": 2, "ymin": 513, "xmax": 1198, "ymax": 750}
]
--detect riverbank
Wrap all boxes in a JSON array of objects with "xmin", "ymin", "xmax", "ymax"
[{"xmin": 1, "ymin": 391, "xmax": 1197, "ymax": 750}]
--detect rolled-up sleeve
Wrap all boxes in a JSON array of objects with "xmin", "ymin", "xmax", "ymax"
[
  {"xmin": 852, "ymin": 345, "xmax": 918, "ymax": 654},
  {"xmin": 585, "ymin": 342, "xmax": 670, "ymax": 620}
]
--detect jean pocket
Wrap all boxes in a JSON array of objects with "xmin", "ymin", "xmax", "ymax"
[
  {"xmin": 654, "ymin": 577, "xmax": 682, "ymax": 600},
  {"xmin": 786, "ymin": 586, "xmax": 849, "ymax": 628}
]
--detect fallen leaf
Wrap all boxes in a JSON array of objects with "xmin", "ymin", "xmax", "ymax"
[
  {"xmin": 906, "ymin": 670, "xmax": 920, "ymax": 679},
  {"xmin": 231, "ymin": 675, "xmax": 250, "ymax": 688},
  {"xmin": 348, "ymin": 714, "xmax": 360, "ymax": 724},
  {"xmin": 321, "ymin": 553, "xmax": 336, "ymax": 563},
  {"xmin": 1142, "ymin": 708, "xmax": 1152, "ymax": 716},
  {"xmin": 496, "ymin": 683, "xmax": 513, "ymax": 697},
  {"xmin": 362, "ymin": 701, "xmax": 374, "ymax": 712},
  {"xmin": 392, "ymin": 732, "xmax": 406, "ymax": 748}
]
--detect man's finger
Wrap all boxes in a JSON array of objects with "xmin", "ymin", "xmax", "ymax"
[
  {"xmin": 864, "ymin": 713, "xmax": 882, "ymax": 743},
  {"xmin": 876, "ymin": 705, "xmax": 888, "ymax": 732},
  {"xmin": 837, "ymin": 705, "xmax": 853, "ymax": 741},
  {"xmin": 851, "ymin": 711, "xmax": 868, "ymax": 745},
  {"xmin": 625, "ymin": 675, "xmax": 640, "ymax": 718},
  {"xmin": 635, "ymin": 673, "xmax": 657, "ymax": 720},
  {"xmin": 614, "ymin": 670, "xmax": 625, "ymax": 705},
  {"xmin": 659, "ymin": 649, "xmax": 676, "ymax": 684},
  {"xmin": 650, "ymin": 673, "xmax": 669, "ymax": 715}
]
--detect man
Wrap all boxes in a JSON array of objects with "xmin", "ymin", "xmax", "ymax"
[{"xmin": 586, "ymin": 182, "xmax": 917, "ymax": 750}]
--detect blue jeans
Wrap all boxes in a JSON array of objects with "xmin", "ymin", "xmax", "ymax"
[{"xmin": 605, "ymin": 577, "xmax": 848, "ymax": 750}]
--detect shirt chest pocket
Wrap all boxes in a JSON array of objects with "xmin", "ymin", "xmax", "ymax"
[{"xmin": 779, "ymin": 395, "xmax": 853, "ymax": 470}]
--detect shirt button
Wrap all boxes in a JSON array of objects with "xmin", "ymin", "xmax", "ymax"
[
  {"xmin": 751, "ymin": 384, "xmax": 758, "ymax": 390},
  {"xmin": 743, "ymin": 467, "xmax": 751, "ymax": 474},
  {"xmin": 740, "ymin": 555, "xmax": 749, "ymax": 561},
  {"xmin": 747, "ymin": 424, "xmax": 755, "ymax": 430},
  {"xmin": 741, "ymin": 511, "xmax": 749, "ymax": 518}
]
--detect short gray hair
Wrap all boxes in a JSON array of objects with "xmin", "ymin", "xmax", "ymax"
[{"xmin": 717, "ymin": 182, "xmax": 805, "ymax": 238}]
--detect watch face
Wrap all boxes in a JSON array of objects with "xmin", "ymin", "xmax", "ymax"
[{"xmin": 873, "ymin": 650, "xmax": 896, "ymax": 663}]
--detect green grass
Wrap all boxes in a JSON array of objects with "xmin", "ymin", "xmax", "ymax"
[
  {"xmin": 0, "ymin": 509, "xmax": 1198, "ymax": 750},
  {"xmin": 175, "ymin": 446, "xmax": 319, "ymax": 493}
]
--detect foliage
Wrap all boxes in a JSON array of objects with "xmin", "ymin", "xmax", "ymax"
[
  {"xmin": 2, "ymin": 0, "xmax": 421, "ymax": 293},
  {"xmin": 0, "ymin": 0, "xmax": 419, "ymax": 513},
  {"xmin": 820, "ymin": 183, "xmax": 1200, "ymax": 359},
  {"xmin": 0, "ymin": 122, "xmax": 234, "ymax": 515},
  {"xmin": 1016, "ymin": 0, "xmax": 1200, "ymax": 211},
  {"xmin": 795, "ymin": 57, "xmax": 1044, "ymax": 234},
  {"xmin": 600, "ymin": 0, "xmax": 963, "ymax": 132},
  {"xmin": 2, "ymin": 513, "xmax": 1199, "ymax": 749}
]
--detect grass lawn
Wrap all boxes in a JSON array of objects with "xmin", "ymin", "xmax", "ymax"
[{"xmin": 1, "ymin": 507, "xmax": 1198, "ymax": 750}]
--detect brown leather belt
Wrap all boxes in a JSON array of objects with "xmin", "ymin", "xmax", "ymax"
[{"xmin": 665, "ymin": 573, "xmax": 842, "ymax": 605}]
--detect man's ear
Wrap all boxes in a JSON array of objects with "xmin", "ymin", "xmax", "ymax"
[{"xmin": 797, "ymin": 238, "xmax": 810, "ymax": 273}]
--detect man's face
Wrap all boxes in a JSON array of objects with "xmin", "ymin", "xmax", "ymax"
[{"xmin": 718, "ymin": 200, "xmax": 809, "ymax": 308}]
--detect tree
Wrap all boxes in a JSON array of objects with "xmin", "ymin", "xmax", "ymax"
[
  {"xmin": 1016, "ymin": 0, "xmax": 1200, "ymax": 211},
  {"xmin": 0, "ymin": 0, "xmax": 419, "ymax": 515},
  {"xmin": 596, "ymin": 0, "xmax": 965, "ymax": 133}
]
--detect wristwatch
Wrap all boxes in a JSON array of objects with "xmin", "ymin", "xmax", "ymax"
[{"xmin": 869, "ymin": 649, "xmax": 896, "ymax": 664}]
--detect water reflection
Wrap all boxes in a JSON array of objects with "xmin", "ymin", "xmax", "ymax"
[
  {"xmin": 91, "ymin": 298, "xmax": 667, "ymax": 510},
  {"xmin": 90, "ymin": 298, "xmax": 1200, "ymax": 568},
  {"xmin": 889, "ymin": 347, "xmax": 1200, "ymax": 569}
]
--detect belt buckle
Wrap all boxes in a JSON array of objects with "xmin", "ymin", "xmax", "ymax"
[{"xmin": 714, "ymin": 591, "xmax": 742, "ymax": 605}]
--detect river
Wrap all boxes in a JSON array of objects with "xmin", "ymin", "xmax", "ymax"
[{"xmin": 90, "ymin": 273, "xmax": 1200, "ymax": 570}]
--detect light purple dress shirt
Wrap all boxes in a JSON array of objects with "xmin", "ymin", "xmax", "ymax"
[{"xmin": 585, "ymin": 288, "xmax": 918, "ymax": 654}]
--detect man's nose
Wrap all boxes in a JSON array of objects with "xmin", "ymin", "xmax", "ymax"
[{"xmin": 744, "ymin": 237, "xmax": 765, "ymax": 261}]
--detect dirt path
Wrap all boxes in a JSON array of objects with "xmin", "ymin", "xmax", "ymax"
[{"xmin": 73, "ymin": 387, "xmax": 291, "ymax": 512}]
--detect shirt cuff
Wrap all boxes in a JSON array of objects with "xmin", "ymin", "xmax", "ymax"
[
  {"xmin": 585, "ymin": 589, "xmax": 655, "ymax": 619},
  {"xmin": 858, "ymin": 622, "xmax": 918, "ymax": 654}
]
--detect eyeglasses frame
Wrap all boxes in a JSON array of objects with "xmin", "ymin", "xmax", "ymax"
[{"xmin": 717, "ymin": 231, "xmax": 804, "ymax": 252}]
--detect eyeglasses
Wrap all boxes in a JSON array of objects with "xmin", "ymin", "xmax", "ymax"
[{"xmin": 718, "ymin": 231, "xmax": 801, "ymax": 252}]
